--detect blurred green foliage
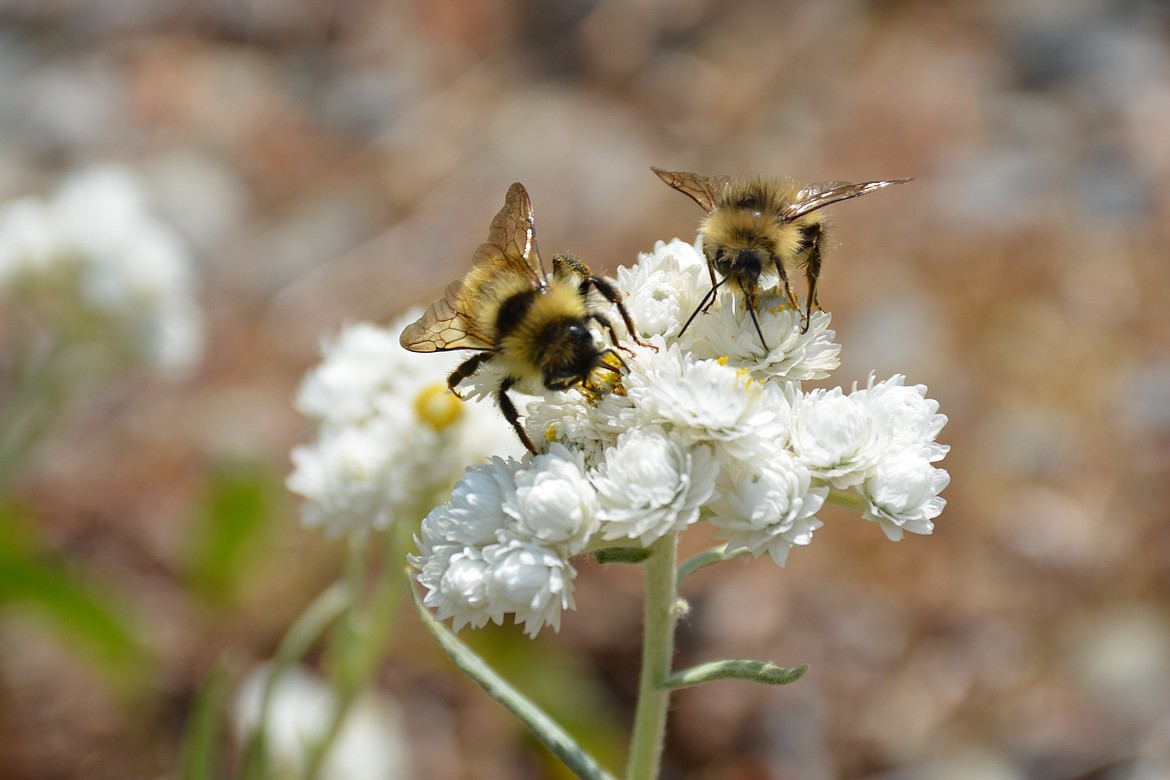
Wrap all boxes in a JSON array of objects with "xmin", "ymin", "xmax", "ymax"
[
  {"xmin": 182, "ymin": 461, "xmax": 277, "ymax": 604},
  {"xmin": 0, "ymin": 501, "xmax": 149, "ymax": 690}
]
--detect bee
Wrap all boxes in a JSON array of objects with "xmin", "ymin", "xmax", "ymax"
[
  {"xmin": 400, "ymin": 182, "xmax": 648, "ymax": 454},
  {"xmin": 652, "ymin": 167, "xmax": 911, "ymax": 348}
]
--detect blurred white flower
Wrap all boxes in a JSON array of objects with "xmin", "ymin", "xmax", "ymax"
[
  {"xmin": 234, "ymin": 663, "xmax": 408, "ymax": 780},
  {"xmin": 710, "ymin": 454, "xmax": 828, "ymax": 565},
  {"xmin": 0, "ymin": 164, "xmax": 203, "ymax": 378},
  {"xmin": 593, "ymin": 428, "xmax": 718, "ymax": 545},
  {"xmin": 288, "ymin": 315, "xmax": 520, "ymax": 537}
]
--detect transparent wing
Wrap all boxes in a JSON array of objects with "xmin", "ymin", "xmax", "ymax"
[
  {"xmin": 783, "ymin": 178, "xmax": 912, "ymax": 220},
  {"xmin": 470, "ymin": 181, "xmax": 546, "ymax": 286},
  {"xmin": 651, "ymin": 167, "xmax": 731, "ymax": 214},
  {"xmin": 399, "ymin": 278, "xmax": 493, "ymax": 352}
]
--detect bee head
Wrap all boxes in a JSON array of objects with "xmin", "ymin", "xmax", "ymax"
[
  {"xmin": 541, "ymin": 321, "xmax": 599, "ymax": 390},
  {"xmin": 709, "ymin": 245, "xmax": 763, "ymax": 289}
]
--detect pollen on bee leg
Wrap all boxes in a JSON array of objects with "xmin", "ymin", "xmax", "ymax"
[{"xmin": 415, "ymin": 382, "xmax": 464, "ymax": 431}]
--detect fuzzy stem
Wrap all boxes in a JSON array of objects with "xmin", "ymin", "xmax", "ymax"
[{"xmin": 625, "ymin": 533, "xmax": 679, "ymax": 780}]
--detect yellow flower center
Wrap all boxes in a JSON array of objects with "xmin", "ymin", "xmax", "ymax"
[{"xmin": 414, "ymin": 383, "xmax": 463, "ymax": 431}]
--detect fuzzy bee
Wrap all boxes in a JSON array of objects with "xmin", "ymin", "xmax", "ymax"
[
  {"xmin": 400, "ymin": 182, "xmax": 647, "ymax": 454},
  {"xmin": 652, "ymin": 167, "xmax": 911, "ymax": 348}
]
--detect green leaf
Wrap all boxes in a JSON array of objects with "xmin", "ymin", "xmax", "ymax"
[
  {"xmin": 178, "ymin": 658, "xmax": 233, "ymax": 780},
  {"xmin": 661, "ymin": 659, "xmax": 808, "ymax": 690},
  {"xmin": 0, "ymin": 504, "xmax": 148, "ymax": 687},
  {"xmin": 183, "ymin": 461, "xmax": 275, "ymax": 603},
  {"xmin": 410, "ymin": 577, "xmax": 618, "ymax": 780}
]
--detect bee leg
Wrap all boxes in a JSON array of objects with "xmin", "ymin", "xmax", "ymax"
[
  {"xmin": 799, "ymin": 224, "xmax": 825, "ymax": 334},
  {"xmin": 582, "ymin": 274, "xmax": 657, "ymax": 351},
  {"xmin": 745, "ymin": 288, "xmax": 770, "ymax": 352},
  {"xmin": 769, "ymin": 253, "xmax": 800, "ymax": 315},
  {"xmin": 498, "ymin": 376, "xmax": 537, "ymax": 455},
  {"xmin": 448, "ymin": 352, "xmax": 489, "ymax": 399},
  {"xmin": 588, "ymin": 311, "xmax": 636, "ymax": 358},
  {"xmin": 678, "ymin": 278, "xmax": 722, "ymax": 339},
  {"xmin": 596, "ymin": 348, "xmax": 626, "ymax": 374}
]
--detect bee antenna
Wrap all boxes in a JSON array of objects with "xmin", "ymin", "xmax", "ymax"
[{"xmin": 678, "ymin": 279, "xmax": 724, "ymax": 339}]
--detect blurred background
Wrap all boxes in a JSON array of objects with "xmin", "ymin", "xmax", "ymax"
[{"xmin": 2, "ymin": 0, "xmax": 1169, "ymax": 778}]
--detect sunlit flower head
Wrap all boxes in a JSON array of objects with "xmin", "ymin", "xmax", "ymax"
[{"xmin": 593, "ymin": 428, "xmax": 719, "ymax": 545}]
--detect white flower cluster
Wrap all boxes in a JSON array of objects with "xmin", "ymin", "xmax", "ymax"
[
  {"xmin": 414, "ymin": 238, "xmax": 950, "ymax": 637},
  {"xmin": 0, "ymin": 165, "xmax": 203, "ymax": 378},
  {"xmin": 287, "ymin": 314, "xmax": 521, "ymax": 537},
  {"xmin": 234, "ymin": 663, "xmax": 409, "ymax": 780}
]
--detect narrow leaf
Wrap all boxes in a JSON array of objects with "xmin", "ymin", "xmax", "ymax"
[
  {"xmin": 178, "ymin": 659, "xmax": 233, "ymax": 780},
  {"xmin": 661, "ymin": 659, "xmax": 808, "ymax": 690},
  {"xmin": 410, "ymin": 577, "xmax": 618, "ymax": 780}
]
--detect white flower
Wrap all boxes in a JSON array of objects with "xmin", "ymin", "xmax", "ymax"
[
  {"xmin": 710, "ymin": 455, "xmax": 828, "ymax": 566},
  {"xmin": 613, "ymin": 238, "xmax": 708, "ymax": 340},
  {"xmin": 417, "ymin": 544, "xmax": 497, "ymax": 633},
  {"xmin": 419, "ymin": 456, "xmax": 518, "ymax": 548},
  {"xmin": 0, "ymin": 164, "xmax": 204, "ymax": 378},
  {"xmin": 289, "ymin": 316, "xmax": 521, "ymax": 537},
  {"xmin": 853, "ymin": 373, "xmax": 949, "ymax": 462},
  {"xmin": 522, "ymin": 387, "xmax": 635, "ymax": 468},
  {"xmin": 234, "ymin": 663, "xmax": 408, "ymax": 780},
  {"xmin": 688, "ymin": 300, "xmax": 841, "ymax": 383},
  {"xmin": 858, "ymin": 453, "xmax": 950, "ymax": 541},
  {"xmin": 502, "ymin": 444, "xmax": 599, "ymax": 556},
  {"xmin": 484, "ymin": 536, "xmax": 577, "ymax": 637},
  {"xmin": 413, "ymin": 450, "xmax": 587, "ymax": 638},
  {"xmin": 287, "ymin": 418, "xmax": 402, "ymax": 536},
  {"xmin": 593, "ymin": 428, "xmax": 719, "ymax": 545},
  {"xmin": 296, "ymin": 317, "xmax": 443, "ymax": 430},
  {"xmin": 625, "ymin": 343, "xmax": 790, "ymax": 465},
  {"xmin": 789, "ymin": 387, "xmax": 881, "ymax": 488}
]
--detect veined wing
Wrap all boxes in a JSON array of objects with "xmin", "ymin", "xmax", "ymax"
[
  {"xmin": 783, "ymin": 178, "xmax": 912, "ymax": 220},
  {"xmin": 651, "ymin": 167, "xmax": 732, "ymax": 215},
  {"xmin": 470, "ymin": 181, "xmax": 547, "ymax": 286},
  {"xmin": 399, "ymin": 278, "xmax": 493, "ymax": 352}
]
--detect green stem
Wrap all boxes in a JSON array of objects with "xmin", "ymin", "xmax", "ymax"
[
  {"xmin": 302, "ymin": 521, "xmax": 413, "ymax": 780},
  {"xmin": 240, "ymin": 582, "xmax": 348, "ymax": 779},
  {"xmin": 625, "ymin": 533, "xmax": 679, "ymax": 780}
]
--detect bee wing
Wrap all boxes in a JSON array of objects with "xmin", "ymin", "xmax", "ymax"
[
  {"xmin": 471, "ymin": 181, "xmax": 547, "ymax": 286},
  {"xmin": 783, "ymin": 178, "xmax": 912, "ymax": 220},
  {"xmin": 399, "ymin": 277, "xmax": 494, "ymax": 352},
  {"xmin": 651, "ymin": 167, "xmax": 731, "ymax": 214}
]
